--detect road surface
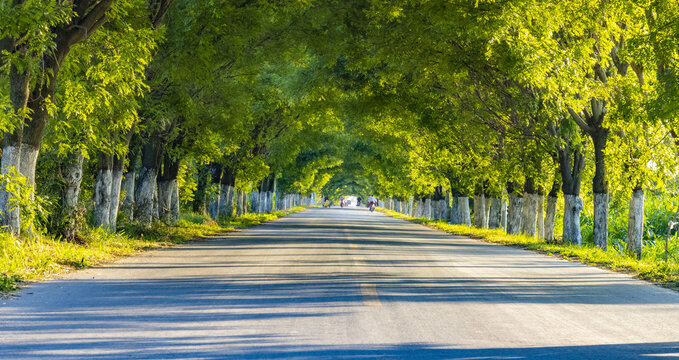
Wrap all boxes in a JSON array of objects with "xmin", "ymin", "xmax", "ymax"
[{"xmin": 2, "ymin": 208, "xmax": 679, "ymax": 359}]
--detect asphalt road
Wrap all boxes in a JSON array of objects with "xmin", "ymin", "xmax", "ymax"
[{"xmin": 3, "ymin": 207, "xmax": 679, "ymax": 359}]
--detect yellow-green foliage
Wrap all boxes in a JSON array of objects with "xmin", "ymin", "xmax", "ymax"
[
  {"xmin": 380, "ymin": 209, "xmax": 679, "ymax": 287},
  {"xmin": 0, "ymin": 207, "xmax": 306, "ymax": 292}
]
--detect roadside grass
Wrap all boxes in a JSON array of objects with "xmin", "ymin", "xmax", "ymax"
[
  {"xmin": 0, "ymin": 206, "xmax": 306, "ymax": 292},
  {"xmin": 379, "ymin": 209, "xmax": 679, "ymax": 288}
]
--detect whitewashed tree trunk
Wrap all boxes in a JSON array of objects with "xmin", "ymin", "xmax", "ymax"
[
  {"xmin": 218, "ymin": 184, "xmax": 235, "ymax": 219},
  {"xmin": 18, "ymin": 144, "xmax": 39, "ymax": 188},
  {"xmin": 408, "ymin": 196, "xmax": 414, "ymax": 216},
  {"xmin": 135, "ymin": 166, "xmax": 157, "ymax": 226},
  {"xmin": 59, "ymin": 150, "xmax": 84, "ymax": 240},
  {"xmin": 170, "ymin": 181, "xmax": 179, "ymax": 224},
  {"xmin": 108, "ymin": 156, "xmax": 125, "ymax": 231},
  {"xmin": 266, "ymin": 191, "xmax": 274, "ymax": 212},
  {"xmin": 488, "ymin": 197, "xmax": 502, "ymax": 229},
  {"xmin": 563, "ymin": 194, "xmax": 583, "ymax": 245},
  {"xmin": 484, "ymin": 197, "xmax": 491, "ymax": 228},
  {"xmin": 626, "ymin": 189, "xmax": 644, "ymax": 259},
  {"xmin": 544, "ymin": 195, "xmax": 558, "ymax": 242},
  {"xmin": 506, "ymin": 194, "xmax": 522, "ymax": 235},
  {"xmin": 1, "ymin": 66, "xmax": 30, "ymax": 235},
  {"xmin": 93, "ymin": 165, "xmax": 113, "ymax": 230},
  {"xmin": 537, "ymin": 195, "xmax": 545, "ymax": 240},
  {"xmin": 593, "ymin": 192, "xmax": 609, "ymax": 249},
  {"xmin": 0, "ymin": 144, "xmax": 21, "ymax": 234},
  {"xmin": 520, "ymin": 193, "xmax": 538, "ymax": 237},
  {"xmin": 157, "ymin": 179, "xmax": 174, "ymax": 222},
  {"xmin": 457, "ymin": 197, "xmax": 471, "ymax": 226},
  {"xmin": 152, "ymin": 186, "xmax": 160, "ymax": 220},
  {"xmin": 235, "ymin": 190, "xmax": 243, "ymax": 216},
  {"xmin": 250, "ymin": 191, "xmax": 258, "ymax": 213},
  {"xmin": 450, "ymin": 197, "xmax": 461, "ymax": 224},
  {"xmin": 473, "ymin": 194, "xmax": 486, "ymax": 228},
  {"xmin": 121, "ymin": 170, "xmax": 135, "ymax": 220},
  {"xmin": 440, "ymin": 199, "xmax": 448, "ymax": 221},
  {"xmin": 501, "ymin": 199, "xmax": 508, "ymax": 231}
]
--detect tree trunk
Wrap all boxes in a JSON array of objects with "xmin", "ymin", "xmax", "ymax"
[
  {"xmin": 121, "ymin": 169, "xmax": 136, "ymax": 220},
  {"xmin": 158, "ymin": 154, "xmax": 180, "ymax": 224},
  {"xmin": 218, "ymin": 166, "xmax": 236, "ymax": 220},
  {"xmin": 626, "ymin": 187, "xmax": 644, "ymax": 259},
  {"xmin": 520, "ymin": 178, "xmax": 537, "ymax": 237},
  {"xmin": 501, "ymin": 198, "xmax": 507, "ymax": 231},
  {"xmin": 135, "ymin": 141, "xmax": 162, "ymax": 226},
  {"xmin": 157, "ymin": 178, "xmax": 173, "ymax": 222},
  {"xmin": 484, "ymin": 197, "xmax": 491, "ymax": 228},
  {"xmin": 473, "ymin": 194, "xmax": 486, "ymax": 228},
  {"xmin": 59, "ymin": 150, "xmax": 85, "ymax": 240},
  {"xmin": 457, "ymin": 197, "xmax": 471, "ymax": 226},
  {"xmin": 93, "ymin": 153, "xmax": 113, "ymax": 230},
  {"xmin": 544, "ymin": 196, "xmax": 558, "ymax": 242},
  {"xmin": 558, "ymin": 137, "xmax": 585, "ymax": 245},
  {"xmin": 192, "ymin": 165, "xmax": 210, "ymax": 214},
  {"xmin": 0, "ymin": 63, "xmax": 30, "ymax": 234},
  {"xmin": 520, "ymin": 193, "xmax": 538, "ymax": 237},
  {"xmin": 537, "ymin": 194, "xmax": 545, "ymax": 240},
  {"xmin": 108, "ymin": 154, "xmax": 125, "ymax": 231},
  {"xmin": 592, "ymin": 128, "xmax": 609, "ymax": 249},
  {"xmin": 488, "ymin": 197, "xmax": 503, "ymax": 229},
  {"xmin": 250, "ymin": 191, "xmax": 258, "ymax": 213},
  {"xmin": 507, "ymin": 194, "xmax": 523, "ymax": 235},
  {"xmin": 171, "ymin": 180, "xmax": 179, "ymax": 224},
  {"xmin": 563, "ymin": 194, "xmax": 584, "ymax": 245}
]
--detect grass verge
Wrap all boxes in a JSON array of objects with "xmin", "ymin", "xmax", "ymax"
[
  {"xmin": 0, "ymin": 206, "xmax": 306, "ymax": 293},
  {"xmin": 379, "ymin": 208, "xmax": 679, "ymax": 289}
]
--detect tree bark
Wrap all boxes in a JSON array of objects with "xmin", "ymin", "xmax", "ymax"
[
  {"xmin": 121, "ymin": 169, "xmax": 136, "ymax": 221},
  {"xmin": 59, "ymin": 150, "xmax": 84, "ymax": 241},
  {"xmin": 93, "ymin": 153, "xmax": 113, "ymax": 230},
  {"xmin": 537, "ymin": 194, "xmax": 545, "ymax": 240},
  {"xmin": 158, "ymin": 154, "xmax": 180, "ymax": 224},
  {"xmin": 457, "ymin": 197, "xmax": 471, "ymax": 226},
  {"xmin": 592, "ymin": 128, "xmax": 609, "ymax": 249},
  {"xmin": 488, "ymin": 197, "xmax": 503, "ymax": 229},
  {"xmin": 626, "ymin": 187, "xmax": 644, "ymax": 259},
  {"xmin": 207, "ymin": 163, "xmax": 222, "ymax": 220},
  {"xmin": 135, "ymin": 140, "xmax": 162, "ymax": 226},
  {"xmin": 473, "ymin": 194, "xmax": 486, "ymax": 228},
  {"xmin": 501, "ymin": 198, "xmax": 507, "ymax": 231},
  {"xmin": 0, "ymin": 63, "xmax": 30, "ymax": 234},
  {"xmin": 520, "ymin": 178, "xmax": 537, "ymax": 237},
  {"xmin": 218, "ymin": 166, "xmax": 236, "ymax": 220},
  {"xmin": 108, "ymin": 154, "xmax": 125, "ymax": 231},
  {"xmin": 558, "ymin": 136, "xmax": 585, "ymax": 245},
  {"xmin": 563, "ymin": 194, "xmax": 584, "ymax": 245},
  {"xmin": 192, "ymin": 165, "xmax": 210, "ymax": 214},
  {"xmin": 507, "ymin": 194, "xmax": 523, "ymax": 235},
  {"xmin": 544, "ymin": 195, "xmax": 558, "ymax": 242}
]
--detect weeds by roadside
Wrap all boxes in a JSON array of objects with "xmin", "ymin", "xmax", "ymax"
[
  {"xmin": 0, "ymin": 207, "xmax": 306, "ymax": 292},
  {"xmin": 379, "ymin": 209, "xmax": 679, "ymax": 288}
]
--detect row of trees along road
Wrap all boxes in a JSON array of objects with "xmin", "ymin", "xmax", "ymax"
[{"xmin": 0, "ymin": 1, "xmax": 678, "ymax": 260}]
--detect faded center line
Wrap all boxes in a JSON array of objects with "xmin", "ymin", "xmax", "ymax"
[
  {"xmin": 360, "ymin": 283, "xmax": 381, "ymax": 306},
  {"xmin": 345, "ymin": 227, "xmax": 381, "ymax": 306}
]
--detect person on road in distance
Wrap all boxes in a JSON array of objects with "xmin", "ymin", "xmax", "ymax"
[
  {"xmin": 357, "ymin": 196, "xmax": 362, "ymax": 206},
  {"xmin": 340, "ymin": 195, "xmax": 345, "ymax": 208},
  {"xmin": 323, "ymin": 196, "xmax": 330, "ymax": 208},
  {"xmin": 368, "ymin": 195, "xmax": 377, "ymax": 207}
]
